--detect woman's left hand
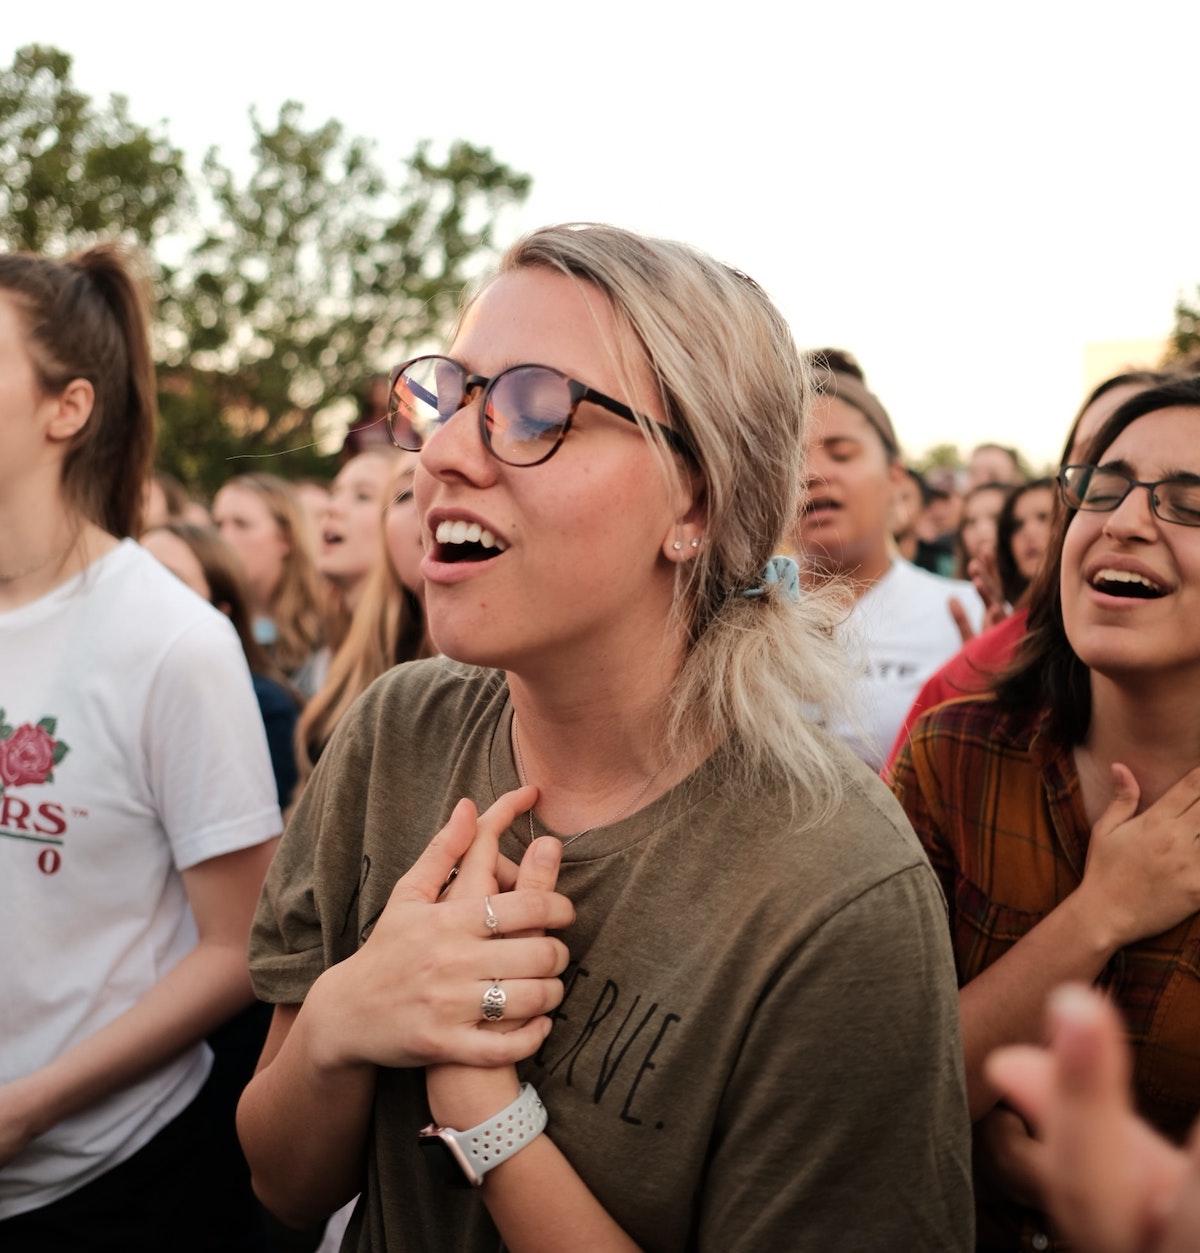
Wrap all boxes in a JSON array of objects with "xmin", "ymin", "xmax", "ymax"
[{"xmin": 428, "ymin": 826, "xmax": 567, "ymax": 1130}]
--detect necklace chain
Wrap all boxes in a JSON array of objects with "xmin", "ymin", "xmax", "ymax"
[
  {"xmin": 511, "ymin": 714, "xmax": 669, "ymax": 849},
  {"xmin": 0, "ymin": 540, "xmax": 73, "ymax": 584}
]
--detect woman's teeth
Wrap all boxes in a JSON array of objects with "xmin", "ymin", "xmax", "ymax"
[{"xmin": 435, "ymin": 520, "xmax": 506, "ymax": 552}]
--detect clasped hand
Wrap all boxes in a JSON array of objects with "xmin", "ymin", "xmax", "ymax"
[
  {"xmin": 1078, "ymin": 763, "xmax": 1200, "ymax": 951},
  {"xmin": 306, "ymin": 785, "xmax": 574, "ymax": 1073}
]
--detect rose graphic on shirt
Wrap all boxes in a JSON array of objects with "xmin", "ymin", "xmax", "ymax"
[{"xmin": 0, "ymin": 711, "xmax": 70, "ymax": 793}]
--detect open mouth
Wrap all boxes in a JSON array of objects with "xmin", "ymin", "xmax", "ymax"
[
  {"xmin": 802, "ymin": 497, "xmax": 839, "ymax": 518},
  {"xmin": 433, "ymin": 519, "xmax": 509, "ymax": 564},
  {"xmin": 1089, "ymin": 568, "xmax": 1167, "ymax": 600}
]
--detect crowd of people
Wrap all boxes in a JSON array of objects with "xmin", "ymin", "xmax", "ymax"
[{"xmin": 2, "ymin": 227, "xmax": 1199, "ymax": 1253}]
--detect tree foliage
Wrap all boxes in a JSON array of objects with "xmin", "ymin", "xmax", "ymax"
[
  {"xmin": 0, "ymin": 45, "xmax": 186, "ymax": 254},
  {"xmin": 1167, "ymin": 285, "xmax": 1200, "ymax": 369},
  {"xmin": 0, "ymin": 45, "xmax": 531, "ymax": 496}
]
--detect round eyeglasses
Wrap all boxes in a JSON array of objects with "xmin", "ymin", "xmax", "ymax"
[
  {"xmin": 386, "ymin": 355, "xmax": 693, "ymax": 468},
  {"xmin": 1058, "ymin": 464, "xmax": 1200, "ymax": 527}
]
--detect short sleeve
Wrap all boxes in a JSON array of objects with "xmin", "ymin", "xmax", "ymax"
[
  {"xmin": 698, "ymin": 864, "xmax": 974, "ymax": 1251},
  {"xmin": 143, "ymin": 613, "xmax": 282, "ymax": 870}
]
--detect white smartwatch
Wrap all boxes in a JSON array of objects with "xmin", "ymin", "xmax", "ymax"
[{"xmin": 417, "ymin": 1083, "xmax": 547, "ymax": 1188}]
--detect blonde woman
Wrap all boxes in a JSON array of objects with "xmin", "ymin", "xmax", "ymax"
[
  {"xmin": 240, "ymin": 225, "xmax": 972, "ymax": 1251},
  {"xmin": 296, "ymin": 455, "xmax": 433, "ymax": 786},
  {"xmin": 213, "ymin": 473, "xmax": 327, "ymax": 693},
  {"xmin": 313, "ymin": 449, "xmax": 404, "ymax": 670}
]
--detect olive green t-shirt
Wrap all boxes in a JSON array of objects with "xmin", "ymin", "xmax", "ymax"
[{"xmin": 251, "ymin": 659, "xmax": 973, "ymax": 1252}]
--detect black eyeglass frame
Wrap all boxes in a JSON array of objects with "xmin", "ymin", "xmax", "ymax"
[
  {"xmin": 386, "ymin": 354, "xmax": 693, "ymax": 467},
  {"xmin": 1057, "ymin": 463, "xmax": 1200, "ymax": 528}
]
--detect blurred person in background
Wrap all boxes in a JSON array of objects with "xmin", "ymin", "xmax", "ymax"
[
  {"xmin": 794, "ymin": 359, "xmax": 984, "ymax": 768},
  {"xmin": 295, "ymin": 455, "xmax": 432, "ymax": 790},
  {"xmin": 967, "ymin": 442, "xmax": 1027, "ymax": 489},
  {"xmin": 212, "ymin": 473, "xmax": 328, "ymax": 697}
]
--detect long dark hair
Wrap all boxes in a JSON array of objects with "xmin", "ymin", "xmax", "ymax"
[
  {"xmin": 994, "ymin": 477, "xmax": 1054, "ymax": 607},
  {"xmin": 996, "ymin": 375, "xmax": 1200, "ymax": 743},
  {"xmin": 0, "ymin": 243, "xmax": 157, "ymax": 538}
]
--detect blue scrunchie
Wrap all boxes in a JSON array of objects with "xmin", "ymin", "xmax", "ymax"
[{"xmin": 739, "ymin": 555, "xmax": 801, "ymax": 603}]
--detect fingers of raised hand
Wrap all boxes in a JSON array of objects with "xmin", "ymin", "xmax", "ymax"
[
  {"xmin": 441, "ymin": 786, "xmax": 540, "ymax": 901},
  {"xmin": 948, "ymin": 596, "xmax": 976, "ymax": 644},
  {"xmin": 392, "ymin": 797, "xmax": 479, "ymax": 906}
]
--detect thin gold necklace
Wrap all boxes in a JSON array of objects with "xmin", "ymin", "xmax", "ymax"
[
  {"xmin": 511, "ymin": 714, "xmax": 669, "ymax": 849},
  {"xmin": 0, "ymin": 539, "xmax": 74, "ymax": 584}
]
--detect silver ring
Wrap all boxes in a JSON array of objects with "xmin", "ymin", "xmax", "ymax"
[
  {"xmin": 481, "ymin": 981, "xmax": 506, "ymax": 1021},
  {"xmin": 483, "ymin": 895, "xmax": 500, "ymax": 936}
]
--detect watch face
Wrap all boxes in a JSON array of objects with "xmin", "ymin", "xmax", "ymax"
[{"xmin": 417, "ymin": 1130, "xmax": 480, "ymax": 1188}]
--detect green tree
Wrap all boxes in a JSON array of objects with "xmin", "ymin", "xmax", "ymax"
[
  {"xmin": 1167, "ymin": 285, "xmax": 1200, "ymax": 368},
  {"xmin": 0, "ymin": 46, "xmax": 532, "ymax": 497},
  {"xmin": 916, "ymin": 443, "xmax": 962, "ymax": 473},
  {"xmin": 157, "ymin": 107, "xmax": 531, "ymax": 494},
  {"xmin": 0, "ymin": 44, "xmax": 186, "ymax": 254}
]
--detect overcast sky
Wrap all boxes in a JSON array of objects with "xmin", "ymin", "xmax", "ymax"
[{"xmin": 6, "ymin": 0, "xmax": 1199, "ymax": 467}]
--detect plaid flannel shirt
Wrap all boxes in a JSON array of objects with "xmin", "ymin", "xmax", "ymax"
[{"xmin": 892, "ymin": 694, "xmax": 1200, "ymax": 1252}]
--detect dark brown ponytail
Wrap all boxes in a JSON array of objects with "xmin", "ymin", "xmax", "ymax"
[{"xmin": 0, "ymin": 243, "xmax": 157, "ymax": 537}]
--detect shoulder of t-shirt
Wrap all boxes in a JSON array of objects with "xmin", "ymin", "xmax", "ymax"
[
  {"xmin": 338, "ymin": 658, "xmax": 504, "ymax": 753},
  {"xmin": 721, "ymin": 728, "xmax": 937, "ymax": 906}
]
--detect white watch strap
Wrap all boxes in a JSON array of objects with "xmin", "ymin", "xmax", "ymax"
[{"xmin": 444, "ymin": 1083, "xmax": 547, "ymax": 1181}]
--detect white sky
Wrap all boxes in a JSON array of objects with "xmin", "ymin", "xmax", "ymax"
[{"xmin": 6, "ymin": 0, "xmax": 1199, "ymax": 467}]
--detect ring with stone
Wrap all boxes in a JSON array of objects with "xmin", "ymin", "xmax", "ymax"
[
  {"xmin": 483, "ymin": 895, "xmax": 500, "ymax": 937},
  {"xmin": 481, "ymin": 981, "xmax": 507, "ymax": 1022}
]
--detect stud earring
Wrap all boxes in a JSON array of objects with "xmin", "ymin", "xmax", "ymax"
[
  {"xmin": 690, "ymin": 538, "xmax": 700, "ymax": 549},
  {"xmin": 672, "ymin": 540, "xmax": 683, "ymax": 551}
]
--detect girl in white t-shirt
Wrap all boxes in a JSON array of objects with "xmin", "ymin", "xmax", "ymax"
[{"xmin": 0, "ymin": 244, "xmax": 281, "ymax": 1249}]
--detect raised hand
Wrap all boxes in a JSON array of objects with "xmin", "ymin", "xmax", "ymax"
[{"xmin": 987, "ymin": 986, "xmax": 1193, "ymax": 1253}]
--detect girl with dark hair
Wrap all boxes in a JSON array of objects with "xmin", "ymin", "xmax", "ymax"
[
  {"xmin": 993, "ymin": 477, "xmax": 1056, "ymax": 610},
  {"xmin": 884, "ymin": 371, "xmax": 1171, "ymax": 774},
  {"xmin": 0, "ymin": 245, "xmax": 281, "ymax": 1250},
  {"xmin": 892, "ymin": 375, "xmax": 1200, "ymax": 1249}
]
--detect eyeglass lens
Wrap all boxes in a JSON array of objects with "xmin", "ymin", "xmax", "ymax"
[
  {"xmin": 1061, "ymin": 465, "xmax": 1200, "ymax": 526},
  {"xmin": 388, "ymin": 358, "xmax": 575, "ymax": 465}
]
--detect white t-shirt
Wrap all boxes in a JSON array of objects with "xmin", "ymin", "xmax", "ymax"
[
  {"xmin": 835, "ymin": 559, "xmax": 984, "ymax": 770},
  {"xmin": 0, "ymin": 540, "xmax": 282, "ymax": 1218}
]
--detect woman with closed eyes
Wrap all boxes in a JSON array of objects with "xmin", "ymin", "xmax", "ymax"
[
  {"xmin": 891, "ymin": 375, "xmax": 1200, "ymax": 1250},
  {"xmin": 239, "ymin": 224, "xmax": 972, "ymax": 1252}
]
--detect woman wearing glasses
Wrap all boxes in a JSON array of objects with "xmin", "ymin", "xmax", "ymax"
[
  {"xmin": 891, "ymin": 375, "xmax": 1200, "ymax": 1250},
  {"xmin": 240, "ymin": 224, "xmax": 972, "ymax": 1251}
]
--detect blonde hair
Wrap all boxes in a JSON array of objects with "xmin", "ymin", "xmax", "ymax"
[
  {"xmin": 320, "ymin": 449, "xmax": 405, "ymax": 654},
  {"xmin": 499, "ymin": 224, "xmax": 851, "ymax": 824},
  {"xmin": 219, "ymin": 473, "xmax": 327, "ymax": 678},
  {"xmin": 296, "ymin": 464, "xmax": 433, "ymax": 787}
]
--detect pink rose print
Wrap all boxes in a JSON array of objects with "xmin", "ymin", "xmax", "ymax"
[{"xmin": 0, "ymin": 722, "xmax": 64, "ymax": 789}]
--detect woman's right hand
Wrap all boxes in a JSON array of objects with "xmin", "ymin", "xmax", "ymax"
[
  {"xmin": 301, "ymin": 788, "xmax": 574, "ymax": 1073},
  {"xmin": 1078, "ymin": 763, "xmax": 1200, "ymax": 951}
]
